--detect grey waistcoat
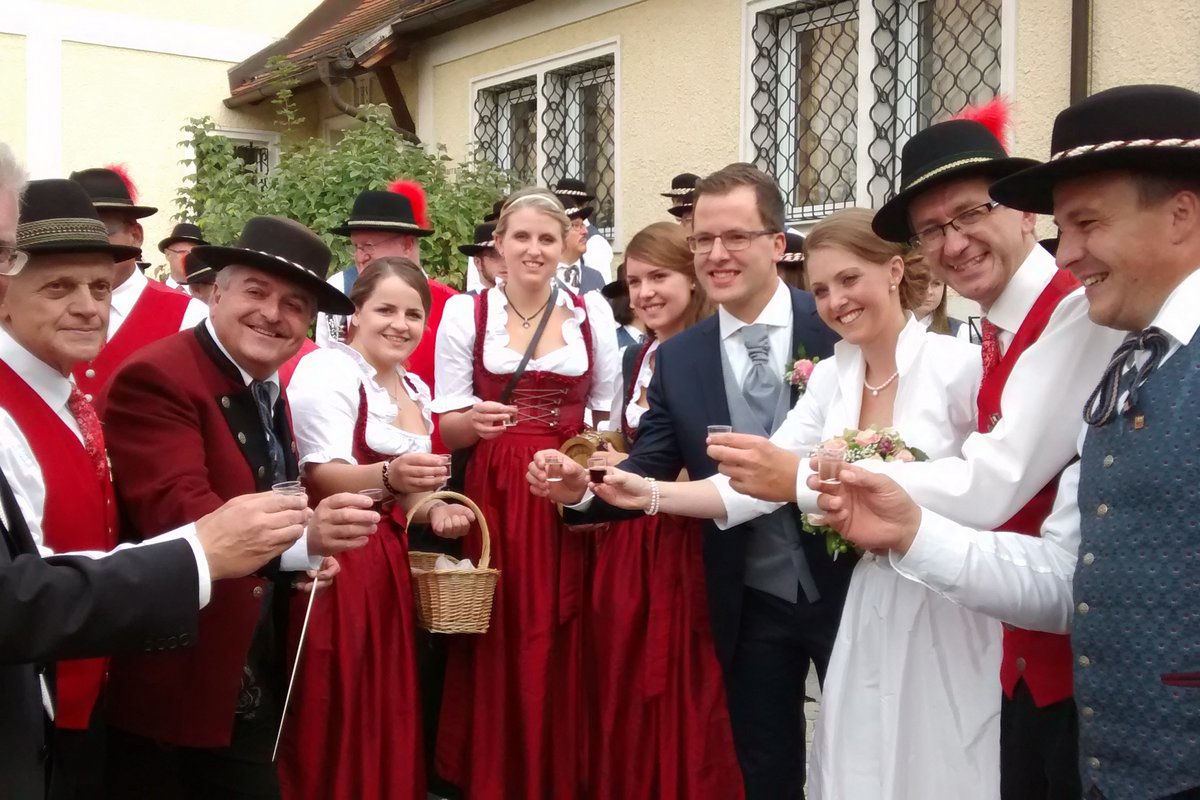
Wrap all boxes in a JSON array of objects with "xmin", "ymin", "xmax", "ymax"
[
  {"xmin": 1074, "ymin": 340, "xmax": 1200, "ymax": 799},
  {"xmin": 719, "ymin": 343, "xmax": 819, "ymax": 604}
]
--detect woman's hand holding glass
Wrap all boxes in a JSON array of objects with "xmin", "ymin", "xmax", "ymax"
[
  {"xmin": 386, "ymin": 453, "xmax": 450, "ymax": 493},
  {"xmin": 590, "ymin": 468, "xmax": 654, "ymax": 512},
  {"xmin": 471, "ymin": 401, "xmax": 519, "ymax": 440}
]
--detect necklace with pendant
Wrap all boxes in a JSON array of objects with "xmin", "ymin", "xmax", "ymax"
[
  {"xmin": 503, "ymin": 287, "xmax": 552, "ymax": 328},
  {"xmin": 863, "ymin": 370, "xmax": 899, "ymax": 397}
]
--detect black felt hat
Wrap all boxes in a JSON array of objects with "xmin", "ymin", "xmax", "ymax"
[
  {"xmin": 158, "ymin": 222, "xmax": 206, "ymax": 252},
  {"xmin": 483, "ymin": 199, "xmax": 506, "ymax": 223},
  {"xmin": 69, "ymin": 167, "xmax": 158, "ymax": 219},
  {"xmin": 191, "ymin": 216, "xmax": 353, "ymax": 314},
  {"xmin": 991, "ymin": 84, "xmax": 1200, "ymax": 214},
  {"xmin": 552, "ymin": 177, "xmax": 595, "ymax": 203},
  {"xmin": 661, "ymin": 172, "xmax": 700, "ymax": 199},
  {"xmin": 182, "ymin": 250, "xmax": 216, "ymax": 285},
  {"xmin": 458, "ymin": 222, "xmax": 497, "ymax": 257},
  {"xmin": 330, "ymin": 187, "xmax": 434, "ymax": 237},
  {"xmin": 872, "ymin": 120, "xmax": 1036, "ymax": 243},
  {"xmin": 777, "ymin": 229, "xmax": 806, "ymax": 264},
  {"xmin": 600, "ymin": 260, "xmax": 628, "ymax": 301},
  {"xmin": 17, "ymin": 179, "xmax": 142, "ymax": 262}
]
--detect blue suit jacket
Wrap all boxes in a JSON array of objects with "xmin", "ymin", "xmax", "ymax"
[{"xmin": 571, "ymin": 286, "xmax": 853, "ymax": 667}]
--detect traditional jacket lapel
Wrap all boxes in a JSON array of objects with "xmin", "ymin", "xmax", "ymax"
[{"xmin": 693, "ymin": 316, "xmax": 732, "ymax": 426}]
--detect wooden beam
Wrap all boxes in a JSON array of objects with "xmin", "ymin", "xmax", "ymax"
[{"xmin": 374, "ymin": 65, "xmax": 418, "ymax": 143}]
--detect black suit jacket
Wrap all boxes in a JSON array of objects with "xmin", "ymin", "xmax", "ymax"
[
  {"xmin": 0, "ymin": 469, "xmax": 198, "ymax": 798},
  {"xmin": 569, "ymin": 285, "xmax": 853, "ymax": 667}
]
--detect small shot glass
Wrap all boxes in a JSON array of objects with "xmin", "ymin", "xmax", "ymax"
[
  {"xmin": 271, "ymin": 480, "xmax": 304, "ymax": 496},
  {"xmin": 706, "ymin": 424, "xmax": 733, "ymax": 440},
  {"xmin": 357, "ymin": 487, "xmax": 386, "ymax": 513},
  {"xmin": 814, "ymin": 445, "xmax": 847, "ymax": 486},
  {"xmin": 544, "ymin": 454, "xmax": 564, "ymax": 483},
  {"xmin": 586, "ymin": 455, "xmax": 608, "ymax": 485},
  {"xmin": 503, "ymin": 407, "xmax": 520, "ymax": 427}
]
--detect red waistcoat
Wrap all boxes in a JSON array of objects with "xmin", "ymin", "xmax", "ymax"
[
  {"xmin": 977, "ymin": 268, "xmax": 1079, "ymax": 707},
  {"xmin": 73, "ymin": 279, "xmax": 192, "ymax": 400},
  {"xmin": 404, "ymin": 277, "xmax": 457, "ymax": 454},
  {"xmin": 0, "ymin": 359, "xmax": 117, "ymax": 729}
]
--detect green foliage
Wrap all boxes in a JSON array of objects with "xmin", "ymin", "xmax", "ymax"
[{"xmin": 175, "ymin": 103, "xmax": 510, "ymax": 288}]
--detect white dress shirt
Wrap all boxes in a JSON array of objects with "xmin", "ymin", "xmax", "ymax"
[
  {"xmin": 0, "ymin": 324, "xmax": 212, "ymax": 606},
  {"xmin": 585, "ymin": 232, "xmax": 614, "ymax": 283},
  {"xmin": 109, "ymin": 268, "xmax": 208, "ymax": 340},
  {"xmin": 203, "ymin": 319, "xmax": 322, "ymax": 573},
  {"xmin": 288, "ymin": 341, "xmax": 433, "ymax": 466},
  {"xmin": 718, "ymin": 246, "xmax": 1127, "ymax": 534},
  {"xmin": 430, "ymin": 287, "xmax": 620, "ymax": 413},
  {"xmin": 893, "ymin": 266, "xmax": 1200, "ymax": 634}
]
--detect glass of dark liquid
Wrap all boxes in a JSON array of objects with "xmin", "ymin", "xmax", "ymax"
[
  {"xmin": 358, "ymin": 488, "xmax": 386, "ymax": 513},
  {"xmin": 587, "ymin": 455, "xmax": 607, "ymax": 485}
]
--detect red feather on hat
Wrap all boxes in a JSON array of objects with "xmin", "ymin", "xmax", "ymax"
[
  {"xmin": 105, "ymin": 163, "xmax": 139, "ymax": 202},
  {"xmin": 388, "ymin": 179, "xmax": 429, "ymax": 228},
  {"xmin": 951, "ymin": 97, "xmax": 1011, "ymax": 153}
]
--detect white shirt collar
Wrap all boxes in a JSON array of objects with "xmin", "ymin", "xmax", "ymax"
[
  {"xmin": 203, "ymin": 317, "xmax": 281, "ymax": 394},
  {"xmin": 1146, "ymin": 267, "xmax": 1200, "ymax": 349},
  {"xmin": 110, "ymin": 267, "xmax": 148, "ymax": 320},
  {"xmin": 984, "ymin": 243, "xmax": 1057, "ymax": 335},
  {"xmin": 0, "ymin": 324, "xmax": 74, "ymax": 410},
  {"xmin": 718, "ymin": 278, "xmax": 792, "ymax": 340}
]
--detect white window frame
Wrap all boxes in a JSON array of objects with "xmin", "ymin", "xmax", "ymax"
[
  {"xmin": 212, "ymin": 126, "xmax": 281, "ymax": 175},
  {"xmin": 740, "ymin": 0, "xmax": 1014, "ymax": 224},
  {"xmin": 468, "ymin": 39, "xmax": 622, "ymax": 244}
]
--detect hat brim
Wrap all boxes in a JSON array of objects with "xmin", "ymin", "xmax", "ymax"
[
  {"xmin": 158, "ymin": 235, "xmax": 205, "ymax": 252},
  {"xmin": 565, "ymin": 205, "xmax": 594, "ymax": 221},
  {"xmin": 667, "ymin": 203, "xmax": 693, "ymax": 218},
  {"xmin": 990, "ymin": 148, "xmax": 1200, "ymax": 214},
  {"xmin": 192, "ymin": 245, "xmax": 355, "ymax": 315},
  {"xmin": 23, "ymin": 240, "xmax": 142, "ymax": 262},
  {"xmin": 329, "ymin": 220, "xmax": 434, "ymax": 237},
  {"xmin": 184, "ymin": 266, "xmax": 217, "ymax": 285},
  {"xmin": 458, "ymin": 243, "xmax": 496, "ymax": 257},
  {"xmin": 872, "ymin": 157, "xmax": 1039, "ymax": 242},
  {"xmin": 92, "ymin": 201, "xmax": 157, "ymax": 219},
  {"xmin": 600, "ymin": 279, "xmax": 627, "ymax": 300}
]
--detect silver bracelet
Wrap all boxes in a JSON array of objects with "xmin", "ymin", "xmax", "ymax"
[{"xmin": 646, "ymin": 477, "xmax": 660, "ymax": 516}]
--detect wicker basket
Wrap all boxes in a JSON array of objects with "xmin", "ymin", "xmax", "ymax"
[{"xmin": 407, "ymin": 491, "xmax": 500, "ymax": 634}]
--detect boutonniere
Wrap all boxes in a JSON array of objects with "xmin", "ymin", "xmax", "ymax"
[{"xmin": 784, "ymin": 344, "xmax": 819, "ymax": 394}]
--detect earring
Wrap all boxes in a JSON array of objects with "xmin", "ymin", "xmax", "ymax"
[{"xmin": 889, "ymin": 284, "xmax": 897, "ymax": 292}]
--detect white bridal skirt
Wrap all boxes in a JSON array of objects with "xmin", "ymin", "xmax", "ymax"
[{"xmin": 808, "ymin": 552, "xmax": 1003, "ymax": 800}]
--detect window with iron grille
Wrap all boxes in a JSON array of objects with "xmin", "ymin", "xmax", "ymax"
[
  {"xmin": 471, "ymin": 48, "xmax": 618, "ymax": 240},
  {"xmin": 211, "ymin": 129, "xmax": 279, "ymax": 187},
  {"xmin": 473, "ymin": 77, "xmax": 539, "ymax": 186},
  {"xmin": 748, "ymin": 0, "xmax": 1003, "ymax": 221},
  {"xmin": 540, "ymin": 56, "xmax": 617, "ymax": 238}
]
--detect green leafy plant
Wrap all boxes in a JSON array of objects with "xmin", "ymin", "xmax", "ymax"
[{"xmin": 176, "ymin": 87, "xmax": 510, "ymax": 287}]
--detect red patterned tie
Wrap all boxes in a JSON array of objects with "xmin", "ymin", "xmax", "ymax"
[
  {"xmin": 980, "ymin": 318, "xmax": 1002, "ymax": 380},
  {"xmin": 67, "ymin": 385, "xmax": 109, "ymax": 482}
]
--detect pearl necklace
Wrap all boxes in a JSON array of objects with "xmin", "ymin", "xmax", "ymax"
[{"xmin": 863, "ymin": 370, "xmax": 899, "ymax": 396}]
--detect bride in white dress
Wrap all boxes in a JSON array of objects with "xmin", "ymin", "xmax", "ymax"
[{"xmin": 579, "ymin": 208, "xmax": 1001, "ymax": 799}]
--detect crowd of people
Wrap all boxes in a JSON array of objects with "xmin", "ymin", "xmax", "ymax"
[{"xmin": 1, "ymin": 81, "xmax": 1198, "ymax": 800}]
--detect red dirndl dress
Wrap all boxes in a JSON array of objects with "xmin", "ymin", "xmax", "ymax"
[
  {"xmin": 279, "ymin": 384, "xmax": 425, "ymax": 800},
  {"xmin": 435, "ymin": 290, "xmax": 592, "ymax": 799},
  {"xmin": 587, "ymin": 340, "xmax": 744, "ymax": 799}
]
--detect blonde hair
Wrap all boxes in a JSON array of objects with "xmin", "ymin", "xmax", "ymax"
[
  {"xmin": 805, "ymin": 208, "xmax": 930, "ymax": 312},
  {"xmin": 495, "ymin": 187, "xmax": 570, "ymax": 240},
  {"xmin": 624, "ymin": 221, "xmax": 712, "ymax": 335}
]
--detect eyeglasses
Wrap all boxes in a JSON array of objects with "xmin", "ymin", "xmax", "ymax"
[
  {"xmin": 351, "ymin": 234, "xmax": 404, "ymax": 255},
  {"xmin": 909, "ymin": 202, "xmax": 999, "ymax": 250},
  {"xmin": 164, "ymin": 246, "xmax": 192, "ymax": 256},
  {"xmin": 0, "ymin": 244, "xmax": 28, "ymax": 276},
  {"xmin": 686, "ymin": 229, "xmax": 776, "ymax": 254}
]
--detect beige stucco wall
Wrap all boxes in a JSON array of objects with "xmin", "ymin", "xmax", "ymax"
[
  {"xmin": 0, "ymin": 34, "xmax": 27, "ymax": 157},
  {"xmin": 423, "ymin": 0, "xmax": 746, "ymax": 250}
]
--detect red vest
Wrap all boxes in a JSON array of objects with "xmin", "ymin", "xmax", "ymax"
[
  {"xmin": 0, "ymin": 359, "xmax": 117, "ymax": 729},
  {"xmin": 73, "ymin": 279, "xmax": 192, "ymax": 400},
  {"xmin": 404, "ymin": 277, "xmax": 457, "ymax": 454},
  {"xmin": 977, "ymin": 268, "xmax": 1079, "ymax": 707}
]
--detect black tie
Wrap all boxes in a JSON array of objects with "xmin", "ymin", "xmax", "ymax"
[
  {"xmin": 1083, "ymin": 327, "xmax": 1170, "ymax": 427},
  {"xmin": 251, "ymin": 380, "xmax": 286, "ymax": 483}
]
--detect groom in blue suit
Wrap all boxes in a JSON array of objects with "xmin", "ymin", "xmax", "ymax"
[{"xmin": 541, "ymin": 163, "xmax": 849, "ymax": 800}]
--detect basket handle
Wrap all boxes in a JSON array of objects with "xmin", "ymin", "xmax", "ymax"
[{"xmin": 406, "ymin": 490, "xmax": 492, "ymax": 569}]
